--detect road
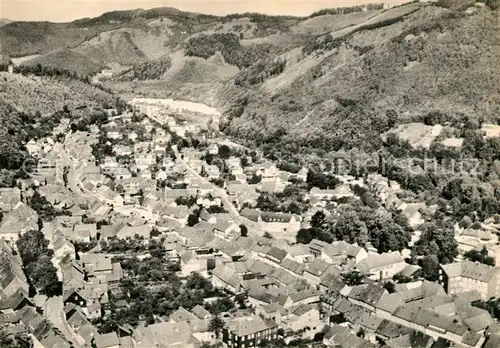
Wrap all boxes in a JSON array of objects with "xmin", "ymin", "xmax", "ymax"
[{"xmin": 45, "ymin": 296, "xmax": 86, "ymax": 348}]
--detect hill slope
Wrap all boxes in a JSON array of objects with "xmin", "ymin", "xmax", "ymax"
[
  {"xmin": 20, "ymin": 49, "xmax": 104, "ymax": 77},
  {"xmin": 217, "ymin": 2, "xmax": 500, "ymax": 153},
  {"xmin": 1, "ymin": 2, "xmax": 499, "ymax": 156},
  {"xmin": 0, "ymin": 72, "xmax": 114, "ymax": 114}
]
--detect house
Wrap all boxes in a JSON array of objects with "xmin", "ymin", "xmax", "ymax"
[
  {"xmin": 456, "ymin": 227, "xmax": 498, "ymax": 253},
  {"xmin": 442, "ymin": 260, "xmax": 500, "ymax": 300},
  {"xmin": 60, "ymin": 258, "xmax": 86, "ymax": 290},
  {"xmin": 309, "ymin": 239, "xmax": 368, "ymax": 265},
  {"xmin": 109, "ymin": 167, "xmax": 132, "ymax": 180},
  {"xmin": 226, "ymin": 181, "xmax": 247, "ymax": 196},
  {"xmin": 196, "ymin": 196, "xmax": 222, "ymax": 209},
  {"xmin": 280, "ymin": 304, "xmax": 323, "ymax": 333},
  {"xmin": 206, "ymin": 165, "xmax": 220, "ymax": 179},
  {"xmin": 309, "ymin": 185, "xmax": 354, "ymax": 200},
  {"xmin": 264, "ymin": 247, "xmax": 290, "ymax": 265},
  {"xmin": 134, "ymin": 153, "xmax": 156, "ymax": 171},
  {"xmin": 98, "ymin": 187, "xmax": 124, "ymax": 207},
  {"xmin": 101, "ymin": 157, "xmax": 119, "ymax": 171},
  {"xmin": 207, "ymin": 144, "xmax": 219, "ymax": 155},
  {"xmin": 65, "ymin": 305, "xmax": 98, "ymax": 345},
  {"xmin": 303, "ymin": 259, "xmax": 339, "ymax": 286},
  {"xmin": 107, "ymin": 131, "xmax": 121, "ymax": 140},
  {"xmin": 69, "ymin": 224, "xmax": 98, "ymax": 243},
  {"xmin": 26, "ymin": 139, "xmax": 43, "ymax": 156},
  {"xmin": 94, "ymin": 332, "xmax": 120, "ymax": 348},
  {"xmin": 52, "ymin": 233, "xmax": 76, "ymax": 261},
  {"xmin": 222, "ymin": 316, "xmax": 278, "ymax": 348},
  {"xmin": 113, "ymin": 145, "xmax": 132, "ymax": 156},
  {"xmin": 164, "ymin": 205, "xmax": 190, "ymax": 222},
  {"xmin": 323, "ymin": 324, "xmax": 376, "ymax": 348},
  {"xmin": 260, "ymin": 177, "xmax": 287, "ymax": 194},
  {"xmin": 192, "ymin": 305, "xmax": 211, "ymax": 320},
  {"xmin": 0, "ymin": 187, "xmax": 21, "ymax": 211},
  {"xmin": 213, "ymin": 220, "xmax": 240, "ymax": 240},
  {"xmin": 288, "ymin": 244, "xmax": 313, "ymax": 264},
  {"xmin": 211, "ymin": 264, "xmax": 243, "ymax": 294},
  {"xmin": 356, "ymin": 251, "xmax": 407, "ymax": 281},
  {"xmin": 0, "ymin": 240, "xmax": 29, "ymax": 303},
  {"xmin": 179, "ymin": 249, "xmax": 207, "ymax": 277},
  {"xmin": 199, "ymin": 209, "xmax": 217, "ymax": 224},
  {"xmin": 129, "ymin": 132, "xmax": 139, "ymax": 141},
  {"xmin": 115, "ymin": 224, "xmax": 151, "ymax": 240},
  {"xmin": 241, "ymin": 208, "xmax": 302, "ymax": 238},
  {"xmin": 14, "ymin": 306, "xmax": 72, "ymax": 348},
  {"xmin": 132, "ymin": 322, "xmax": 199, "ymax": 348}
]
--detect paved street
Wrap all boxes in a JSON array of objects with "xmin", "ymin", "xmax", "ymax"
[{"xmin": 45, "ymin": 296, "xmax": 85, "ymax": 348}]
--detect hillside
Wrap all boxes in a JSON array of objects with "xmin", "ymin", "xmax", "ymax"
[
  {"xmin": 1, "ymin": 1, "xmax": 499, "ymax": 155},
  {"xmin": 0, "ymin": 72, "xmax": 114, "ymax": 114},
  {"xmin": 20, "ymin": 49, "xmax": 104, "ymax": 77},
  {"xmin": 216, "ymin": 2, "xmax": 500, "ymax": 154}
]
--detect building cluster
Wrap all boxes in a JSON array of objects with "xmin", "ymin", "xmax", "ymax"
[{"xmin": 1, "ymin": 104, "xmax": 500, "ymax": 348}]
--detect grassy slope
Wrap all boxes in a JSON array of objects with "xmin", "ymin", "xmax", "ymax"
[
  {"xmin": 20, "ymin": 49, "xmax": 104, "ymax": 76},
  {"xmin": 219, "ymin": 3, "xmax": 500, "ymax": 152}
]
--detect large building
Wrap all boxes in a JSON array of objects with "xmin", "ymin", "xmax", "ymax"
[
  {"xmin": 441, "ymin": 260, "xmax": 500, "ymax": 300},
  {"xmin": 222, "ymin": 316, "xmax": 278, "ymax": 348}
]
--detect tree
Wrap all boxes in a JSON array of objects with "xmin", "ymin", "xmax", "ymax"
[
  {"xmin": 208, "ymin": 316, "xmax": 225, "ymax": 338},
  {"xmin": 384, "ymin": 281, "xmax": 396, "ymax": 294},
  {"xmin": 29, "ymin": 255, "xmax": 61, "ymax": 296},
  {"xmin": 16, "ymin": 230, "xmax": 60, "ymax": 297},
  {"xmin": 219, "ymin": 145, "xmax": 231, "ymax": 159},
  {"xmin": 311, "ymin": 211, "xmax": 326, "ymax": 228},
  {"xmin": 421, "ymin": 255, "xmax": 440, "ymax": 281},
  {"xmin": 16, "ymin": 230, "xmax": 51, "ymax": 266},
  {"xmin": 240, "ymin": 224, "xmax": 248, "ymax": 237},
  {"xmin": 413, "ymin": 221, "xmax": 458, "ymax": 264},
  {"xmin": 187, "ymin": 213, "xmax": 199, "ymax": 227},
  {"xmin": 296, "ymin": 228, "xmax": 313, "ymax": 244},
  {"xmin": 464, "ymin": 247, "xmax": 495, "ymax": 266},
  {"xmin": 334, "ymin": 210, "xmax": 368, "ymax": 246},
  {"xmin": 341, "ymin": 271, "xmax": 365, "ymax": 286}
]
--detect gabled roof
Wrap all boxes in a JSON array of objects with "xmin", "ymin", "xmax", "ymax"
[
  {"xmin": 192, "ymin": 305, "xmax": 210, "ymax": 320},
  {"xmin": 442, "ymin": 260, "xmax": 500, "ymax": 282},
  {"xmin": 266, "ymin": 247, "xmax": 288, "ymax": 263},
  {"xmin": 211, "ymin": 265, "xmax": 241, "ymax": 290},
  {"xmin": 347, "ymin": 283, "xmax": 387, "ymax": 307},
  {"xmin": 94, "ymin": 332, "xmax": 120, "ymax": 348},
  {"xmin": 289, "ymin": 288, "xmax": 320, "ymax": 302},
  {"xmin": 134, "ymin": 321, "xmax": 196, "ymax": 346},
  {"xmin": 226, "ymin": 316, "xmax": 277, "ymax": 337},
  {"xmin": 280, "ymin": 258, "xmax": 304, "ymax": 275},
  {"xmin": 170, "ymin": 307, "xmax": 194, "ymax": 323},
  {"xmin": 356, "ymin": 251, "xmax": 405, "ymax": 272}
]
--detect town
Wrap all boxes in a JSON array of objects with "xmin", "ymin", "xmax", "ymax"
[{"xmin": 1, "ymin": 96, "xmax": 500, "ymax": 348}]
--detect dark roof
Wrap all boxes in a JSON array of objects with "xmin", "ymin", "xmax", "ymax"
[
  {"xmin": 240, "ymin": 208, "xmax": 260, "ymax": 222},
  {"xmin": 347, "ymin": 283, "xmax": 387, "ymax": 306},
  {"xmin": 266, "ymin": 247, "xmax": 288, "ymax": 262}
]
